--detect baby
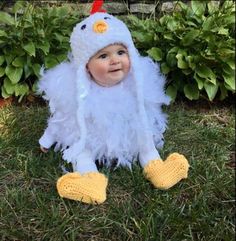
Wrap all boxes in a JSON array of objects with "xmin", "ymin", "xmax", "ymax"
[{"xmin": 38, "ymin": 2, "xmax": 189, "ymax": 204}]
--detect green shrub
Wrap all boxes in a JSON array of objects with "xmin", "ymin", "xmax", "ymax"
[
  {"xmin": 126, "ymin": 1, "xmax": 235, "ymax": 101},
  {"xmin": 0, "ymin": 1, "xmax": 82, "ymax": 101},
  {"xmin": 0, "ymin": 1, "xmax": 235, "ymax": 102}
]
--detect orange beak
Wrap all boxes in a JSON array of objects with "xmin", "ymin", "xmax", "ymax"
[{"xmin": 93, "ymin": 20, "xmax": 108, "ymax": 33}]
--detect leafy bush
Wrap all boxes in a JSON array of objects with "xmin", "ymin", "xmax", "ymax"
[
  {"xmin": 0, "ymin": 1, "xmax": 82, "ymax": 101},
  {"xmin": 126, "ymin": 1, "xmax": 235, "ymax": 101},
  {"xmin": 0, "ymin": 1, "xmax": 235, "ymax": 102}
]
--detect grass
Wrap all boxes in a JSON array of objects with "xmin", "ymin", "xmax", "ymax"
[{"xmin": 0, "ymin": 101, "xmax": 235, "ymax": 241}]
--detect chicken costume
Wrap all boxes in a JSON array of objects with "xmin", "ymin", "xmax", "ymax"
[{"xmin": 38, "ymin": 0, "xmax": 189, "ymax": 204}]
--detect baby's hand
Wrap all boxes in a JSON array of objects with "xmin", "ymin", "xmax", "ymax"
[{"xmin": 40, "ymin": 146, "xmax": 49, "ymax": 153}]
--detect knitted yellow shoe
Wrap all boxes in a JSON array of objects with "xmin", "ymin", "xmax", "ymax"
[
  {"xmin": 144, "ymin": 153, "xmax": 189, "ymax": 190},
  {"xmin": 56, "ymin": 172, "xmax": 108, "ymax": 204}
]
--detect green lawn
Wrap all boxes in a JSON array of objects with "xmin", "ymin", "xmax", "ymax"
[{"xmin": 0, "ymin": 102, "xmax": 235, "ymax": 241}]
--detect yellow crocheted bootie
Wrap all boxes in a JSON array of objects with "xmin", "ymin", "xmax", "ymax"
[
  {"xmin": 56, "ymin": 172, "xmax": 108, "ymax": 204},
  {"xmin": 143, "ymin": 153, "xmax": 189, "ymax": 190}
]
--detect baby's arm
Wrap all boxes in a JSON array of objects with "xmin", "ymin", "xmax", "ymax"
[
  {"xmin": 40, "ymin": 146, "xmax": 49, "ymax": 153},
  {"xmin": 39, "ymin": 126, "xmax": 55, "ymax": 153}
]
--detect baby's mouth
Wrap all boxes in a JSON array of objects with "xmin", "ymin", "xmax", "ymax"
[{"xmin": 109, "ymin": 69, "xmax": 121, "ymax": 73}]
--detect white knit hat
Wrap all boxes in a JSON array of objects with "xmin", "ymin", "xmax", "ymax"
[{"xmin": 69, "ymin": 1, "xmax": 150, "ymax": 153}]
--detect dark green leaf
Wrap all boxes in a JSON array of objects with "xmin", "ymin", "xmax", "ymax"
[
  {"xmin": 223, "ymin": 64, "xmax": 234, "ymax": 75},
  {"xmin": 37, "ymin": 29, "xmax": 45, "ymax": 38},
  {"xmin": 186, "ymin": 21, "xmax": 198, "ymax": 27},
  {"xmin": 218, "ymin": 48, "xmax": 235, "ymax": 56},
  {"xmin": 12, "ymin": 57, "xmax": 25, "ymax": 68},
  {"xmin": 222, "ymin": 72, "xmax": 235, "ymax": 90},
  {"xmin": 1, "ymin": 86, "xmax": 11, "ymax": 98},
  {"xmin": 191, "ymin": 1, "xmax": 206, "ymax": 16},
  {"xmin": 176, "ymin": 54, "xmax": 188, "ymax": 69},
  {"xmin": 5, "ymin": 65, "xmax": 23, "ymax": 84},
  {"xmin": 5, "ymin": 55, "xmax": 15, "ymax": 65},
  {"xmin": 222, "ymin": 0, "xmax": 235, "ymax": 10},
  {"xmin": 0, "ymin": 11, "xmax": 14, "ymax": 25},
  {"xmin": 186, "ymin": 56, "xmax": 196, "ymax": 70},
  {"xmin": 181, "ymin": 30, "xmax": 200, "ymax": 46},
  {"xmin": 207, "ymin": 1, "xmax": 219, "ymax": 14},
  {"xmin": 12, "ymin": 1, "xmax": 26, "ymax": 14},
  {"xmin": 53, "ymin": 33, "xmax": 64, "ymax": 43},
  {"xmin": 219, "ymin": 83, "xmax": 228, "ymax": 100},
  {"xmin": 184, "ymin": 83, "xmax": 199, "ymax": 100},
  {"xmin": 57, "ymin": 6, "xmax": 69, "ymax": 17},
  {"xmin": 24, "ymin": 64, "xmax": 33, "ymax": 79},
  {"xmin": 226, "ymin": 58, "xmax": 235, "ymax": 69},
  {"xmin": 37, "ymin": 42, "xmax": 50, "ymax": 55},
  {"xmin": 14, "ymin": 83, "xmax": 29, "ymax": 97},
  {"xmin": 32, "ymin": 81, "xmax": 39, "ymax": 92},
  {"xmin": 166, "ymin": 52, "xmax": 177, "ymax": 68},
  {"xmin": 195, "ymin": 65, "xmax": 216, "ymax": 84},
  {"xmin": 204, "ymin": 81, "xmax": 219, "ymax": 101},
  {"xmin": 176, "ymin": 1, "xmax": 189, "ymax": 11},
  {"xmin": 167, "ymin": 18, "xmax": 179, "ymax": 31},
  {"xmin": 0, "ymin": 30, "xmax": 7, "ymax": 37},
  {"xmin": 3, "ymin": 77, "xmax": 15, "ymax": 95},
  {"xmin": 163, "ymin": 33, "xmax": 174, "ymax": 40},
  {"xmin": 218, "ymin": 27, "xmax": 229, "ymax": 35},
  {"xmin": 160, "ymin": 62, "xmax": 170, "ymax": 74},
  {"xmin": 44, "ymin": 56, "xmax": 58, "ymax": 69},
  {"xmin": 56, "ymin": 54, "xmax": 67, "ymax": 63},
  {"xmin": 23, "ymin": 42, "xmax": 36, "ymax": 57},
  {"xmin": 223, "ymin": 14, "xmax": 235, "ymax": 25},
  {"xmin": 168, "ymin": 47, "xmax": 179, "ymax": 54},
  {"xmin": 32, "ymin": 63, "xmax": 41, "ymax": 78},
  {"xmin": 166, "ymin": 85, "xmax": 177, "ymax": 101},
  {"xmin": 202, "ymin": 16, "xmax": 215, "ymax": 31},
  {"xmin": 132, "ymin": 31, "xmax": 153, "ymax": 44},
  {"xmin": 0, "ymin": 56, "xmax": 5, "ymax": 66},
  {"xmin": 182, "ymin": 69, "xmax": 192, "ymax": 75},
  {"xmin": 0, "ymin": 67, "xmax": 5, "ymax": 77},
  {"xmin": 194, "ymin": 73, "xmax": 204, "ymax": 90},
  {"xmin": 147, "ymin": 47, "xmax": 162, "ymax": 61},
  {"xmin": 159, "ymin": 15, "xmax": 168, "ymax": 26}
]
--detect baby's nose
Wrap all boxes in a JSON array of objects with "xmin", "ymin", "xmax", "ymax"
[
  {"xmin": 93, "ymin": 20, "xmax": 108, "ymax": 33},
  {"xmin": 110, "ymin": 56, "xmax": 120, "ymax": 65}
]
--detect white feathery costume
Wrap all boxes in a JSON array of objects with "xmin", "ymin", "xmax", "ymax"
[{"xmin": 38, "ymin": 0, "xmax": 189, "ymax": 204}]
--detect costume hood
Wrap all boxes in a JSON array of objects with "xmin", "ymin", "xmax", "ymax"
[{"xmin": 69, "ymin": 3, "xmax": 150, "ymax": 155}]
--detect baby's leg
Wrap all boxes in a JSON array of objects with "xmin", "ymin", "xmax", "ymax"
[
  {"xmin": 39, "ymin": 126, "xmax": 55, "ymax": 151},
  {"xmin": 139, "ymin": 133, "xmax": 189, "ymax": 190},
  {"xmin": 139, "ymin": 136, "xmax": 160, "ymax": 168},
  {"xmin": 57, "ymin": 148, "xmax": 108, "ymax": 204},
  {"xmin": 72, "ymin": 150, "xmax": 98, "ymax": 174}
]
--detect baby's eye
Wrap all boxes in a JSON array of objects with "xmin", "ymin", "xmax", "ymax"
[
  {"xmin": 98, "ymin": 54, "xmax": 107, "ymax": 59},
  {"xmin": 104, "ymin": 17, "xmax": 111, "ymax": 20},
  {"xmin": 117, "ymin": 50, "xmax": 126, "ymax": 55},
  {"xmin": 81, "ymin": 24, "xmax": 86, "ymax": 30}
]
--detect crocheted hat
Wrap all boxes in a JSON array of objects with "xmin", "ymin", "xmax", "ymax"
[
  {"xmin": 70, "ymin": 4, "xmax": 136, "ymax": 66},
  {"xmin": 69, "ymin": 0, "xmax": 150, "ymax": 152}
]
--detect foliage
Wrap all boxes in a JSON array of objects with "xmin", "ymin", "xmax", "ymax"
[
  {"xmin": 126, "ymin": 1, "xmax": 235, "ymax": 101},
  {"xmin": 0, "ymin": 1, "xmax": 82, "ymax": 101},
  {"xmin": 0, "ymin": 1, "xmax": 235, "ymax": 102}
]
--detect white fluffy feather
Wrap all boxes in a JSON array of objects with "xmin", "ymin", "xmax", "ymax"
[
  {"xmin": 38, "ymin": 12, "xmax": 170, "ymax": 169},
  {"xmin": 38, "ymin": 55, "xmax": 170, "ymax": 167}
]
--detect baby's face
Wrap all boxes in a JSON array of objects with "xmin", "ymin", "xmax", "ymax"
[{"xmin": 87, "ymin": 44, "xmax": 130, "ymax": 87}]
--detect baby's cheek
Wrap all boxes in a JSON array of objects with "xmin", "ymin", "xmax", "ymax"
[
  {"xmin": 124, "ymin": 62, "xmax": 130, "ymax": 74},
  {"xmin": 97, "ymin": 65, "xmax": 108, "ymax": 76}
]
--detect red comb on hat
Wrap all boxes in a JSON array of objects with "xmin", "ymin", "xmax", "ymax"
[{"xmin": 90, "ymin": 0, "xmax": 107, "ymax": 14}]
